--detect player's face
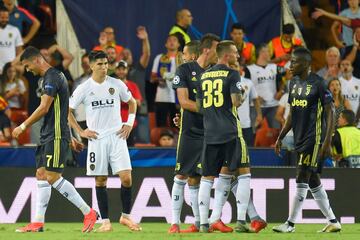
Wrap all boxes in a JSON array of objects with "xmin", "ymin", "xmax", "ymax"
[
  {"xmin": 115, "ymin": 66, "xmax": 128, "ymax": 80},
  {"xmin": 182, "ymin": 46, "xmax": 194, "ymax": 62},
  {"xmin": 228, "ymin": 45, "xmax": 240, "ymax": 65},
  {"xmin": 290, "ymin": 54, "xmax": 309, "ymax": 76},
  {"xmin": 0, "ymin": 11, "xmax": 9, "ymax": 28},
  {"xmin": 230, "ymin": 29, "xmax": 244, "ymax": 44},
  {"xmin": 91, "ymin": 58, "xmax": 108, "ymax": 76},
  {"xmin": 326, "ymin": 50, "xmax": 339, "ymax": 65},
  {"xmin": 22, "ymin": 57, "xmax": 41, "ymax": 76},
  {"xmin": 106, "ymin": 48, "xmax": 116, "ymax": 63},
  {"xmin": 159, "ymin": 136, "xmax": 174, "ymax": 147},
  {"xmin": 166, "ymin": 36, "xmax": 180, "ymax": 51},
  {"xmin": 208, "ymin": 41, "xmax": 219, "ymax": 64},
  {"xmin": 340, "ymin": 60, "xmax": 353, "ymax": 74},
  {"xmin": 328, "ymin": 79, "xmax": 341, "ymax": 95}
]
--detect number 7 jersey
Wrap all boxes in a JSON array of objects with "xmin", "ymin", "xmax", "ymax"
[{"xmin": 197, "ymin": 64, "xmax": 243, "ymax": 144}]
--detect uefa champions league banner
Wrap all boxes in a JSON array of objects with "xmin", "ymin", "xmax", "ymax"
[
  {"xmin": 0, "ymin": 168, "xmax": 359, "ymax": 223},
  {"xmin": 62, "ymin": 0, "xmax": 281, "ymax": 55}
]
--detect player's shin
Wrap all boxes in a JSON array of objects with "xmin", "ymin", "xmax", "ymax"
[
  {"xmin": 171, "ymin": 177, "xmax": 187, "ymax": 225},
  {"xmin": 236, "ymin": 174, "xmax": 251, "ymax": 223},
  {"xmin": 198, "ymin": 178, "xmax": 214, "ymax": 226},
  {"xmin": 52, "ymin": 177, "xmax": 91, "ymax": 215},
  {"xmin": 288, "ymin": 183, "xmax": 309, "ymax": 224},
  {"xmin": 310, "ymin": 184, "xmax": 337, "ymax": 222},
  {"xmin": 96, "ymin": 186, "xmax": 109, "ymax": 220},
  {"xmin": 34, "ymin": 180, "xmax": 52, "ymax": 223},
  {"xmin": 189, "ymin": 185, "xmax": 200, "ymax": 227},
  {"xmin": 120, "ymin": 185, "xmax": 132, "ymax": 216},
  {"xmin": 210, "ymin": 174, "xmax": 232, "ymax": 223}
]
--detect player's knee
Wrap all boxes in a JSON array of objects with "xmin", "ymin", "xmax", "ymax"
[
  {"xmin": 95, "ymin": 176, "xmax": 108, "ymax": 187},
  {"xmin": 308, "ymin": 174, "xmax": 321, "ymax": 189},
  {"xmin": 121, "ymin": 175, "xmax": 132, "ymax": 187},
  {"xmin": 175, "ymin": 174, "xmax": 187, "ymax": 181},
  {"xmin": 188, "ymin": 176, "xmax": 200, "ymax": 186},
  {"xmin": 36, "ymin": 168, "xmax": 47, "ymax": 180},
  {"xmin": 46, "ymin": 173, "xmax": 61, "ymax": 185}
]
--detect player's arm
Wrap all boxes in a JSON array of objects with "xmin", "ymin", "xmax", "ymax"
[
  {"xmin": 68, "ymin": 108, "xmax": 98, "ymax": 140},
  {"xmin": 274, "ymin": 106, "xmax": 292, "ymax": 155},
  {"xmin": 231, "ymin": 92, "xmax": 244, "ymax": 108},
  {"xmin": 12, "ymin": 94, "xmax": 53, "ymax": 138},
  {"xmin": 177, "ymin": 88, "xmax": 197, "ymax": 112},
  {"xmin": 118, "ymin": 97, "xmax": 137, "ymax": 139}
]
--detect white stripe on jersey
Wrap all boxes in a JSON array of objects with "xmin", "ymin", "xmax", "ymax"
[{"xmin": 69, "ymin": 76, "xmax": 132, "ymax": 139}]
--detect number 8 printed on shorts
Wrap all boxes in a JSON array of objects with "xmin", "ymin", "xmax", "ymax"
[{"xmin": 89, "ymin": 152, "xmax": 96, "ymax": 163}]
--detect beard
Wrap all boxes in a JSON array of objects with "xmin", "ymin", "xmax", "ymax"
[{"xmin": 0, "ymin": 22, "xmax": 8, "ymax": 28}]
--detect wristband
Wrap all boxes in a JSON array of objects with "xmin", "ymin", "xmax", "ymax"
[
  {"xmin": 20, "ymin": 123, "xmax": 26, "ymax": 131},
  {"xmin": 125, "ymin": 113, "xmax": 136, "ymax": 127}
]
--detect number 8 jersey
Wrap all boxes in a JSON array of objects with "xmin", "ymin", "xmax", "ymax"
[{"xmin": 197, "ymin": 64, "xmax": 243, "ymax": 144}]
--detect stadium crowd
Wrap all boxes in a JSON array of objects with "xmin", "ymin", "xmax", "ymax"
[{"xmin": 0, "ymin": 0, "xmax": 359, "ymax": 169}]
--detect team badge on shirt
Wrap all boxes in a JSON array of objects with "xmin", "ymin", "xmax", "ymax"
[
  {"xmin": 109, "ymin": 88, "xmax": 115, "ymax": 95},
  {"xmin": 297, "ymin": 87, "xmax": 302, "ymax": 95},
  {"xmin": 15, "ymin": 13, "xmax": 20, "ymax": 19},
  {"xmin": 305, "ymin": 85, "xmax": 312, "ymax": 95},
  {"xmin": 8, "ymin": 33, "xmax": 12, "ymax": 38},
  {"xmin": 355, "ymin": 85, "xmax": 359, "ymax": 90}
]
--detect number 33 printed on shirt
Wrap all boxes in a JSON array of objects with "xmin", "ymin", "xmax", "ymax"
[{"xmin": 202, "ymin": 79, "xmax": 224, "ymax": 108}]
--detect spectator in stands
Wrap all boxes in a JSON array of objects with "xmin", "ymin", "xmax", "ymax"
[
  {"xmin": 158, "ymin": 129, "xmax": 175, "ymax": 147},
  {"xmin": 247, "ymin": 44, "xmax": 283, "ymax": 129},
  {"xmin": 0, "ymin": 6, "xmax": 23, "ymax": 73},
  {"xmin": 2, "ymin": 0, "xmax": 40, "ymax": 44},
  {"xmin": 169, "ymin": 8, "xmax": 193, "ymax": 51},
  {"xmin": 1, "ymin": 62, "xmax": 26, "ymax": 109},
  {"xmin": 316, "ymin": 46, "xmax": 341, "ymax": 83},
  {"xmin": 343, "ymin": 28, "xmax": 360, "ymax": 78},
  {"xmin": 328, "ymin": 78, "xmax": 352, "ymax": 128},
  {"xmin": 120, "ymin": 26, "xmax": 150, "ymax": 143},
  {"xmin": 339, "ymin": 59, "xmax": 360, "ymax": 120},
  {"xmin": 106, "ymin": 45, "xmax": 118, "ymax": 76},
  {"xmin": 72, "ymin": 53, "xmax": 91, "ymax": 145},
  {"xmin": 40, "ymin": 43, "xmax": 74, "ymax": 85},
  {"xmin": 0, "ymin": 95, "xmax": 11, "ymax": 142},
  {"xmin": 93, "ymin": 26, "xmax": 124, "ymax": 61},
  {"xmin": 331, "ymin": 0, "xmax": 360, "ymax": 49},
  {"xmin": 268, "ymin": 23, "xmax": 302, "ymax": 67},
  {"xmin": 332, "ymin": 109, "xmax": 360, "ymax": 167},
  {"xmin": 150, "ymin": 34, "xmax": 179, "ymax": 127},
  {"xmin": 115, "ymin": 60, "xmax": 142, "ymax": 146},
  {"xmin": 230, "ymin": 23, "xmax": 256, "ymax": 65}
]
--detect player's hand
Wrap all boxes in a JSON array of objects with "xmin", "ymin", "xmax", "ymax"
[
  {"xmin": 136, "ymin": 26, "xmax": 148, "ymax": 40},
  {"xmin": 173, "ymin": 113, "xmax": 181, "ymax": 128},
  {"xmin": 312, "ymin": 8, "xmax": 325, "ymax": 19},
  {"xmin": 274, "ymin": 139, "xmax": 282, "ymax": 156},
  {"xmin": 80, "ymin": 128, "xmax": 98, "ymax": 140},
  {"xmin": 117, "ymin": 124, "xmax": 132, "ymax": 139},
  {"xmin": 319, "ymin": 144, "xmax": 331, "ymax": 161},
  {"xmin": 70, "ymin": 138, "xmax": 84, "ymax": 152},
  {"xmin": 12, "ymin": 126, "xmax": 23, "ymax": 139}
]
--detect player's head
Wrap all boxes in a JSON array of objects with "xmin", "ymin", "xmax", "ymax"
[
  {"xmin": 0, "ymin": 6, "xmax": 9, "ymax": 28},
  {"xmin": 182, "ymin": 40, "xmax": 200, "ymax": 62},
  {"xmin": 159, "ymin": 129, "xmax": 175, "ymax": 147},
  {"xmin": 165, "ymin": 34, "xmax": 180, "ymax": 52},
  {"xmin": 338, "ymin": 109, "xmax": 356, "ymax": 127},
  {"xmin": 216, "ymin": 40, "xmax": 239, "ymax": 65},
  {"xmin": 106, "ymin": 46, "xmax": 117, "ymax": 64},
  {"xmin": 89, "ymin": 50, "xmax": 108, "ymax": 77},
  {"xmin": 290, "ymin": 47, "xmax": 312, "ymax": 76},
  {"xmin": 115, "ymin": 60, "xmax": 128, "ymax": 81},
  {"xmin": 20, "ymin": 46, "xmax": 45, "ymax": 75},
  {"xmin": 230, "ymin": 23, "xmax": 245, "ymax": 44},
  {"xmin": 199, "ymin": 33, "xmax": 221, "ymax": 65},
  {"xmin": 255, "ymin": 43, "xmax": 270, "ymax": 62},
  {"xmin": 282, "ymin": 23, "xmax": 295, "ymax": 43},
  {"xmin": 176, "ymin": 8, "xmax": 193, "ymax": 27}
]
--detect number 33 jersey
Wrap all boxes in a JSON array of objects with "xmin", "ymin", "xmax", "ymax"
[{"xmin": 197, "ymin": 64, "xmax": 243, "ymax": 144}]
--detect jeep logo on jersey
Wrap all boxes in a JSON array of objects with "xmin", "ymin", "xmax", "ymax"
[
  {"xmin": 91, "ymin": 99, "xmax": 114, "ymax": 107},
  {"xmin": 109, "ymin": 88, "xmax": 115, "ymax": 95}
]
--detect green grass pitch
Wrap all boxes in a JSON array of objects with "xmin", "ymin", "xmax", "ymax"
[{"xmin": 1, "ymin": 223, "xmax": 359, "ymax": 240}]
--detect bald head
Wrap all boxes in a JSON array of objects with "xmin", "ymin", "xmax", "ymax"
[{"xmin": 176, "ymin": 9, "xmax": 193, "ymax": 27}]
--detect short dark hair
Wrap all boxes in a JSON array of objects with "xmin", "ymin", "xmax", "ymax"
[
  {"xmin": 160, "ymin": 129, "xmax": 174, "ymax": 139},
  {"xmin": 20, "ymin": 46, "xmax": 41, "ymax": 61},
  {"xmin": 293, "ymin": 47, "xmax": 312, "ymax": 62},
  {"xmin": 231, "ymin": 23, "xmax": 245, "ymax": 32},
  {"xmin": 255, "ymin": 43, "xmax": 268, "ymax": 58},
  {"xmin": 184, "ymin": 40, "xmax": 200, "ymax": 56},
  {"xmin": 0, "ymin": 6, "xmax": 9, "ymax": 13},
  {"xmin": 81, "ymin": 52, "xmax": 89, "ymax": 61},
  {"xmin": 341, "ymin": 109, "xmax": 356, "ymax": 125},
  {"xmin": 88, "ymin": 50, "xmax": 107, "ymax": 63},
  {"xmin": 283, "ymin": 23, "xmax": 295, "ymax": 34},
  {"xmin": 216, "ymin": 40, "xmax": 235, "ymax": 58},
  {"xmin": 199, "ymin": 33, "xmax": 221, "ymax": 53}
]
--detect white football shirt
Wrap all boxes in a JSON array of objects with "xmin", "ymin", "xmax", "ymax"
[
  {"xmin": 69, "ymin": 76, "xmax": 132, "ymax": 139},
  {"xmin": 0, "ymin": 24, "xmax": 23, "ymax": 73},
  {"xmin": 340, "ymin": 76, "xmax": 360, "ymax": 113},
  {"xmin": 279, "ymin": 93, "xmax": 293, "ymax": 136},
  {"xmin": 247, "ymin": 63, "xmax": 279, "ymax": 108},
  {"xmin": 237, "ymin": 77, "xmax": 258, "ymax": 128}
]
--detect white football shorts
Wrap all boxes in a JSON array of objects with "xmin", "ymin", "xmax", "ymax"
[{"xmin": 86, "ymin": 133, "xmax": 132, "ymax": 176}]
